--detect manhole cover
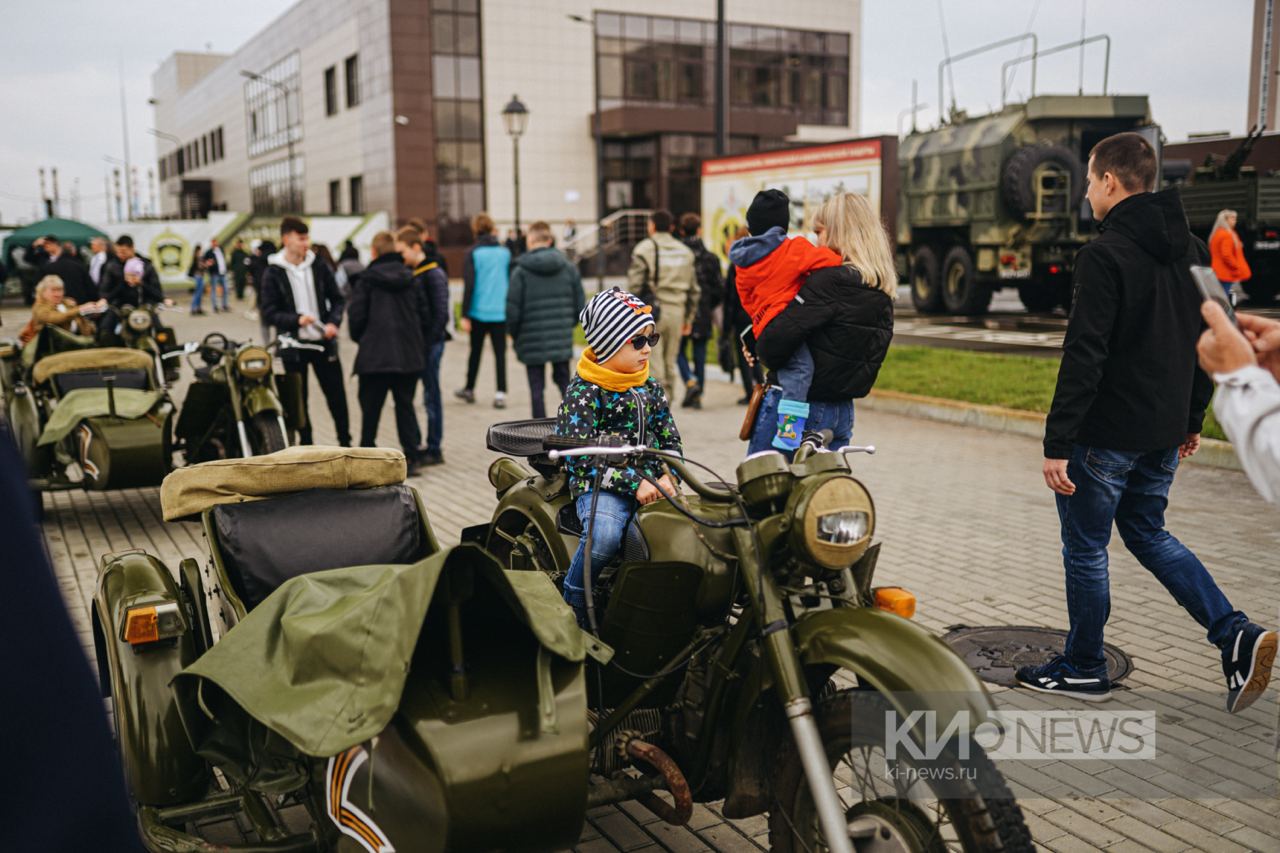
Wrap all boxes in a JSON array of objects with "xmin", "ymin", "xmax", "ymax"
[{"xmin": 942, "ymin": 625, "xmax": 1133, "ymax": 688}]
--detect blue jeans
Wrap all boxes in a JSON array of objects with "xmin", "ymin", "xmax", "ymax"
[
  {"xmin": 777, "ymin": 343, "xmax": 814, "ymax": 401},
  {"xmin": 562, "ymin": 491, "xmax": 638, "ymax": 609},
  {"xmin": 747, "ymin": 387, "xmax": 854, "ymax": 457},
  {"xmin": 190, "ymin": 274, "xmax": 206, "ymax": 311},
  {"xmin": 1057, "ymin": 444, "xmax": 1248, "ymax": 675},
  {"xmin": 210, "ymin": 273, "xmax": 228, "ymax": 309},
  {"xmin": 420, "ymin": 341, "xmax": 445, "ymax": 454},
  {"xmin": 676, "ymin": 336, "xmax": 709, "ymax": 388}
]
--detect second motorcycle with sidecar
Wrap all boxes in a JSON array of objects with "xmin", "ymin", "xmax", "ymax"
[{"xmin": 92, "ymin": 429, "xmax": 1031, "ymax": 852}]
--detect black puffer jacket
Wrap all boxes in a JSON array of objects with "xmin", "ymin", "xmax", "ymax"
[
  {"xmin": 682, "ymin": 236, "xmax": 724, "ymax": 339},
  {"xmin": 1044, "ymin": 189, "xmax": 1213, "ymax": 458},
  {"xmin": 347, "ymin": 253, "xmax": 431, "ymax": 375},
  {"xmin": 757, "ymin": 265, "xmax": 894, "ymax": 402}
]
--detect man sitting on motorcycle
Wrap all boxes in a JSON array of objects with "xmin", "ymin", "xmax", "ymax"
[{"xmin": 556, "ymin": 287, "xmax": 683, "ymax": 626}]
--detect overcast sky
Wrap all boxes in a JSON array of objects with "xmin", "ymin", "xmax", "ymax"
[{"xmin": 0, "ymin": 0, "xmax": 1255, "ymax": 225}]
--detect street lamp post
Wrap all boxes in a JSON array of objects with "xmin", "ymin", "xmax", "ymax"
[
  {"xmin": 241, "ymin": 69, "xmax": 298, "ymax": 213},
  {"xmin": 501, "ymin": 94, "xmax": 529, "ymax": 241}
]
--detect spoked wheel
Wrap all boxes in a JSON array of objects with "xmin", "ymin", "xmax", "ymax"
[{"xmin": 769, "ymin": 690, "xmax": 1033, "ymax": 852}]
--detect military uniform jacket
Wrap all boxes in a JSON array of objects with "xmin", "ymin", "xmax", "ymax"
[{"xmin": 555, "ymin": 376, "xmax": 683, "ymax": 499}]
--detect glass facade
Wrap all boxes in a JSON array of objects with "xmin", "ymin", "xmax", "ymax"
[
  {"xmin": 158, "ymin": 126, "xmax": 224, "ymax": 181},
  {"xmin": 244, "ymin": 52, "xmax": 302, "ymax": 159},
  {"xmin": 594, "ymin": 12, "xmax": 850, "ymax": 126},
  {"xmin": 249, "ymin": 155, "xmax": 304, "ymax": 214},
  {"xmin": 603, "ymin": 132, "xmax": 780, "ymax": 216},
  {"xmin": 431, "ymin": 0, "xmax": 485, "ymax": 246}
]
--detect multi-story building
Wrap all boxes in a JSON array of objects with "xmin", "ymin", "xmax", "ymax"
[
  {"xmin": 151, "ymin": 0, "xmax": 861, "ymax": 250},
  {"xmin": 1249, "ymin": 0, "xmax": 1280, "ymax": 132}
]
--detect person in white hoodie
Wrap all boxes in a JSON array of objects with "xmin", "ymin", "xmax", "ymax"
[
  {"xmin": 1198, "ymin": 301, "xmax": 1280, "ymax": 504},
  {"xmin": 259, "ymin": 217, "xmax": 352, "ymax": 447}
]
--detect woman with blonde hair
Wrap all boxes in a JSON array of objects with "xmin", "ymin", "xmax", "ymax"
[
  {"xmin": 1209, "ymin": 208, "xmax": 1250, "ymax": 305},
  {"xmin": 19, "ymin": 275, "xmax": 105, "ymax": 345},
  {"xmin": 747, "ymin": 192, "xmax": 895, "ymax": 453}
]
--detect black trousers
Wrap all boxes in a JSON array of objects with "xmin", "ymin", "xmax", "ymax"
[
  {"xmin": 465, "ymin": 320, "xmax": 507, "ymax": 392},
  {"xmin": 358, "ymin": 372, "xmax": 421, "ymax": 452},
  {"xmin": 734, "ymin": 327, "xmax": 764, "ymax": 397},
  {"xmin": 286, "ymin": 347, "xmax": 351, "ymax": 446},
  {"xmin": 526, "ymin": 361, "xmax": 570, "ymax": 419}
]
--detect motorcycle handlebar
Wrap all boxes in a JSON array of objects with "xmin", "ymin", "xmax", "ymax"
[{"xmin": 547, "ymin": 444, "xmax": 735, "ymax": 503}]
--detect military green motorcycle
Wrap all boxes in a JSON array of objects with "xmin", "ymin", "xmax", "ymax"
[
  {"xmin": 473, "ymin": 420, "xmax": 1032, "ymax": 851},
  {"xmin": 113, "ymin": 303, "xmax": 183, "ymax": 384},
  {"xmin": 92, "ymin": 430, "xmax": 1031, "ymax": 852},
  {"xmin": 174, "ymin": 331, "xmax": 309, "ymax": 461}
]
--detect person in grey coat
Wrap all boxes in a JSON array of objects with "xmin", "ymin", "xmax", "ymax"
[{"xmin": 506, "ymin": 221, "xmax": 587, "ymax": 419}]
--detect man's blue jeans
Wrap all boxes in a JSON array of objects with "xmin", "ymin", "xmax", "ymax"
[
  {"xmin": 420, "ymin": 341, "xmax": 445, "ymax": 454},
  {"xmin": 210, "ymin": 273, "xmax": 229, "ymax": 309},
  {"xmin": 562, "ymin": 491, "xmax": 638, "ymax": 610},
  {"xmin": 747, "ymin": 386, "xmax": 854, "ymax": 457},
  {"xmin": 1057, "ymin": 444, "xmax": 1248, "ymax": 675},
  {"xmin": 676, "ymin": 336, "xmax": 708, "ymax": 388}
]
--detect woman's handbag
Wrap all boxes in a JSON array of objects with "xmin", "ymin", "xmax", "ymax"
[{"xmin": 739, "ymin": 382, "xmax": 766, "ymax": 441}]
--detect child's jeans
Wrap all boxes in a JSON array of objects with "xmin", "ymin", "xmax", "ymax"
[
  {"xmin": 777, "ymin": 342, "xmax": 814, "ymax": 400},
  {"xmin": 562, "ymin": 491, "xmax": 639, "ymax": 620}
]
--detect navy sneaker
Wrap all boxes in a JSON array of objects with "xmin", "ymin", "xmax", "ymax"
[
  {"xmin": 1015, "ymin": 655, "xmax": 1112, "ymax": 702},
  {"xmin": 1223, "ymin": 624, "xmax": 1278, "ymax": 714}
]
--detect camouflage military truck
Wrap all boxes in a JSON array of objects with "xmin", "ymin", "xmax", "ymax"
[
  {"xmin": 1175, "ymin": 127, "xmax": 1280, "ymax": 304},
  {"xmin": 899, "ymin": 94, "xmax": 1153, "ymax": 314}
]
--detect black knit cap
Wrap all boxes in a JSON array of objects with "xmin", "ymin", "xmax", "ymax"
[{"xmin": 746, "ymin": 189, "xmax": 790, "ymax": 236}]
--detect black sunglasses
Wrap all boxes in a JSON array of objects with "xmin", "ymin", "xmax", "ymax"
[{"xmin": 629, "ymin": 331, "xmax": 661, "ymax": 350}]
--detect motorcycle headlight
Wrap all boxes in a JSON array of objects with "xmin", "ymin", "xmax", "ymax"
[
  {"xmin": 127, "ymin": 311, "xmax": 152, "ymax": 332},
  {"xmin": 787, "ymin": 474, "xmax": 875, "ymax": 571},
  {"xmin": 236, "ymin": 346, "xmax": 272, "ymax": 379}
]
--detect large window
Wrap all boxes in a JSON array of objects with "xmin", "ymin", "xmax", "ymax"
[
  {"xmin": 344, "ymin": 54, "xmax": 361, "ymax": 108},
  {"xmin": 249, "ymin": 155, "xmax": 304, "ymax": 213},
  {"xmin": 349, "ymin": 175, "xmax": 364, "ymax": 215},
  {"xmin": 431, "ymin": 0, "xmax": 485, "ymax": 246},
  {"xmin": 244, "ymin": 52, "xmax": 302, "ymax": 158},
  {"xmin": 329, "ymin": 179, "xmax": 341, "ymax": 214},
  {"xmin": 325, "ymin": 66, "xmax": 338, "ymax": 116},
  {"xmin": 594, "ymin": 13, "xmax": 850, "ymax": 126}
]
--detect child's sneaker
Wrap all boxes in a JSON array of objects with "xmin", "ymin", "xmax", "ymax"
[
  {"xmin": 1015, "ymin": 654, "xmax": 1112, "ymax": 701},
  {"xmin": 771, "ymin": 399, "xmax": 810, "ymax": 451},
  {"xmin": 1223, "ymin": 623, "xmax": 1277, "ymax": 714}
]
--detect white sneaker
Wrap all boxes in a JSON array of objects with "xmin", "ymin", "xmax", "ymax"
[{"xmin": 493, "ymin": 391, "xmax": 507, "ymax": 410}]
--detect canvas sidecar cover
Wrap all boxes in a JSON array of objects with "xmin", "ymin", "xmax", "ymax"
[
  {"xmin": 37, "ymin": 388, "xmax": 162, "ymax": 446},
  {"xmin": 173, "ymin": 544, "xmax": 585, "ymax": 759},
  {"xmin": 30, "ymin": 346, "xmax": 154, "ymax": 385}
]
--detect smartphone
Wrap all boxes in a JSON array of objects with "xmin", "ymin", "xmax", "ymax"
[
  {"xmin": 1189, "ymin": 265, "xmax": 1238, "ymax": 328},
  {"xmin": 738, "ymin": 325, "xmax": 756, "ymax": 350}
]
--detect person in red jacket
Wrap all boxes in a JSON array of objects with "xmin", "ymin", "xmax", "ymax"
[
  {"xmin": 1209, "ymin": 208, "xmax": 1251, "ymax": 306},
  {"xmin": 728, "ymin": 189, "xmax": 841, "ymax": 449}
]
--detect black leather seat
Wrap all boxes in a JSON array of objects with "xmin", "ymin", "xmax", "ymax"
[
  {"xmin": 213, "ymin": 484, "xmax": 428, "ymax": 610},
  {"xmin": 54, "ymin": 368, "xmax": 151, "ymax": 395}
]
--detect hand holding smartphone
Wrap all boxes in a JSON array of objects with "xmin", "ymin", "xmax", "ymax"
[{"xmin": 1189, "ymin": 265, "xmax": 1239, "ymax": 328}]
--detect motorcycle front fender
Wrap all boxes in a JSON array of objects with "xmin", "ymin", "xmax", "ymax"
[
  {"xmin": 794, "ymin": 606, "xmax": 996, "ymax": 727},
  {"xmin": 241, "ymin": 383, "xmax": 282, "ymax": 418}
]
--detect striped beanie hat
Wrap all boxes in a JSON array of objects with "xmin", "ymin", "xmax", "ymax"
[{"xmin": 580, "ymin": 287, "xmax": 655, "ymax": 363}]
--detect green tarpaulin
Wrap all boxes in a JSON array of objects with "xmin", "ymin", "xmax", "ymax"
[
  {"xmin": 37, "ymin": 388, "xmax": 162, "ymax": 445},
  {"xmin": 175, "ymin": 544, "xmax": 584, "ymax": 759},
  {"xmin": 2, "ymin": 217, "xmax": 109, "ymax": 267}
]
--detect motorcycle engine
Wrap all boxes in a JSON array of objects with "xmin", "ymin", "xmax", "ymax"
[{"xmin": 592, "ymin": 708, "xmax": 663, "ymax": 776}]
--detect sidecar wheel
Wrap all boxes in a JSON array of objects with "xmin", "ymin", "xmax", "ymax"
[{"xmin": 768, "ymin": 689, "xmax": 1032, "ymax": 852}]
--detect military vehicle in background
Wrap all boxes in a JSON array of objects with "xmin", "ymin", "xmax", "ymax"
[
  {"xmin": 1174, "ymin": 125, "xmax": 1280, "ymax": 304},
  {"xmin": 899, "ymin": 36, "xmax": 1156, "ymax": 314}
]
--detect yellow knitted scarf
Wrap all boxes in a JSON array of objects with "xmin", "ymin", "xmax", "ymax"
[{"xmin": 576, "ymin": 348, "xmax": 649, "ymax": 392}]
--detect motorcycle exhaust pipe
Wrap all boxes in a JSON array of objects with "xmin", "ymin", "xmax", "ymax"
[
  {"xmin": 785, "ymin": 697, "xmax": 854, "ymax": 853},
  {"xmin": 622, "ymin": 737, "xmax": 692, "ymax": 827}
]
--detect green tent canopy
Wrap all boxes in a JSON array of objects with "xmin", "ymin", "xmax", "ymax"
[{"xmin": 2, "ymin": 217, "xmax": 109, "ymax": 267}]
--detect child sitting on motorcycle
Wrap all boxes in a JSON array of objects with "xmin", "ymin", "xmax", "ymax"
[{"xmin": 556, "ymin": 287, "xmax": 684, "ymax": 626}]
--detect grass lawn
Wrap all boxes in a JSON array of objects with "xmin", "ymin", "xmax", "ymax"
[{"xmin": 876, "ymin": 345, "xmax": 1227, "ymax": 442}]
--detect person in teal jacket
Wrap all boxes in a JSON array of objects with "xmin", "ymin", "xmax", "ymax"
[{"xmin": 456, "ymin": 212, "xmax": 512, "ymax": 408}]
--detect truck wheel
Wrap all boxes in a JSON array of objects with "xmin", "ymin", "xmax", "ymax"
[
  {"xmin": 941, "ymin": 246, "xmax": 991, "ymax": 314},
  {"xmin": 769, "ymin": 689, "xmax": 1033, "ymax": 852},
  {"xmin": 1016, "ymin": 283, "xmax": 1058, "ymax": 313},
  {"xmin": 910, "ymin": 246, "xmax": 944, "ymax": 313},
  {"xmin": 1002, "ymin": 144, "xmax": 1085, "ymax": 219}
]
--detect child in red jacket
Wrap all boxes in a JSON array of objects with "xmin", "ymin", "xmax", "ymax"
[{"xmin": 728, "ymin": 189, "xmax": 842, "ymax": 449}]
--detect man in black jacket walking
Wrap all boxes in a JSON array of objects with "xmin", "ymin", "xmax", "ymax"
[
  {"xmin": 349, "ymin": 231, "xmax": 431, "ymax": 472},
  {"xmin": 260, "ymin": 217, "xmax": 352, "ymax": 447},
  {"xmin": 41, "ymin": 236, "xmax": 98, "ymax": 305},
  {"xmin": 1020, "ymin": 132, "xmax": 1276, "ymax": 713},
  {"xmin": 396, "ymin": 226, "xmax": 450, "ymax": 466}
]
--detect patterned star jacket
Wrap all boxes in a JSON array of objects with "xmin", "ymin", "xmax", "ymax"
[{"xmin": 555, "ymin": 375, "xmax": 684, "ymax": 499}]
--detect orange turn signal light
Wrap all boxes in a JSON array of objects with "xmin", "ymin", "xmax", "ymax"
[
  {"xmin": 874, "ymin": 587, "xmax": 916, "ymax": 619},
  {"xmin": 122, "ymin": 602, "xmax": 182, "ymax": 645}
]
